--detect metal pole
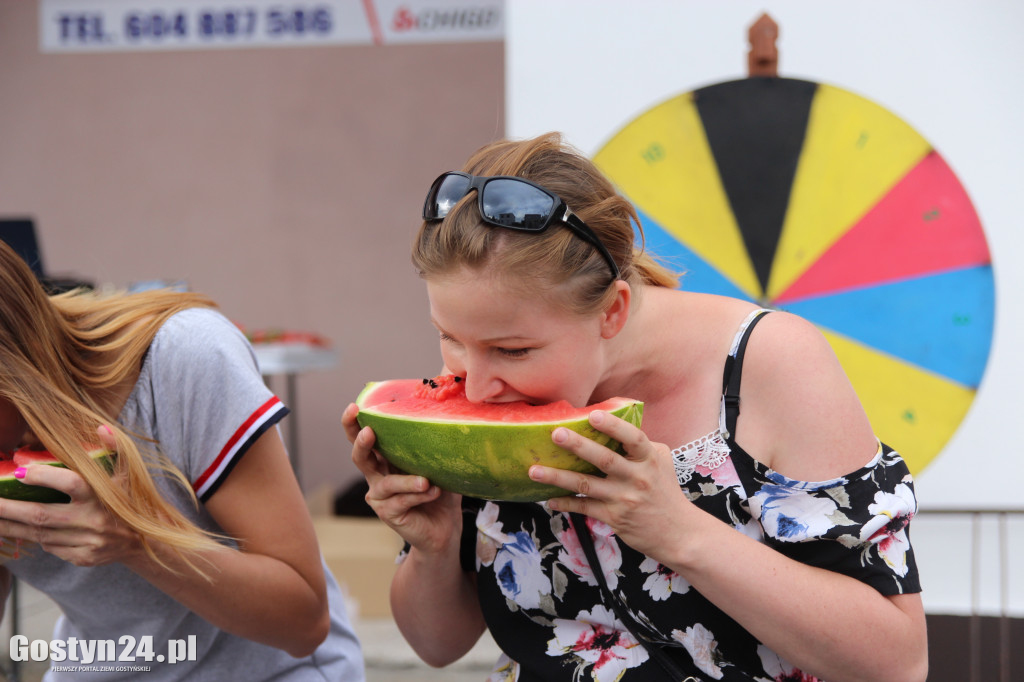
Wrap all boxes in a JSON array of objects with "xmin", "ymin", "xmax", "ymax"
[
  {"xmin": 286, "ymin": 372, "xmax": 300, "ymax": 489},
  {"xmin": 999, "ymin": 512, "xmax": 1009, "ymax": 682},
  {"xmin": 969, "ymin": 512, "xmax": 981, "ymax": 682},
  {"xmin": 918, "ymin": 509, "xmax": 1024, "ymax": 682}
]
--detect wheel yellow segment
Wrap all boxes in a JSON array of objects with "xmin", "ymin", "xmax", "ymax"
[
  {"xmin": 594, "ymin": 93, "xmax": 761, "ymax": 299},
  {"xmin": 821, "ymin": 329, "xmax": 975, "ymax": 475},
  {"xmin": 767, "ymin": 84, "xmax": 932, "ymax": 300}
]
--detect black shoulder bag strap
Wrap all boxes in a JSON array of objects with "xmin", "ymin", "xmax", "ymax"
[{"xmin": 570, "ymin": 513, "xmax": 700, "ymax": 682}]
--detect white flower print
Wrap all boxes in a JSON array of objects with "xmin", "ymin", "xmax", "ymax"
[
  {"xmin": 752, "ymin": 475, "xmax": 843, "ymax": 543},
  {"xmin": 557, "ymin": 515, "xmax": 622, "ymax": 590},
  {"xmin": 487, "ymin": 653, "xmax": 520, "ymax": 681},
  {"xmin": 639, "ymin": 557, "xmax": 690, "ymax": 601},
  {"xmin": 671, "ymin": 623, "xmax": 725, "ymax": 679},
  {"xmin": 547, "ymin": 604, "xmax": 648, "ymax": 682},
  {"xmin": 464, "ymin": 437, "xmax": 920, "ymax": 680},
  {"xmin": 734, "ymin": 513, "xmax": 766, "ymax": 543},
  {"xmin": 859, "ymin": 483, "xmax": 916, "ymax": 577},
  {"xmin": 757, "ymin": 644, "xmax": 820, "ymax": 681},
  {"xmin": 476, "ymin": 501, "xmax": 509, "ymax": 568},
  {"xmin": 494, "ymin": 530, "xmax": 552, "ymax": 609}
]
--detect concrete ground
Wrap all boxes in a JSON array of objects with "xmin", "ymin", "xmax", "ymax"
[
  {"xmin": 0, "ymin": 517, "xmax": 501, "ymax": 681},
  {"xmin": 0, "ymin": 581, "xmax": 500, "ymax": 682}
]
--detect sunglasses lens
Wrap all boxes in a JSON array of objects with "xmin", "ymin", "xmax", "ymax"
[
  {"xmin": 425, "ymin": 173, "xmax": 472, "ymax": 220},
  {"xmin": 481, "ymin": 178, "xmax": 556, "ymax": 230}
]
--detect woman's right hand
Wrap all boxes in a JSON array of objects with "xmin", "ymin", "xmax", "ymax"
[
  {"xmin": 343, "ymin": 404, "xmax": 486, "ymax": 667},
  {"xmin": 342, "ymin": 403, "xmax": 462, "ymax": 554}
]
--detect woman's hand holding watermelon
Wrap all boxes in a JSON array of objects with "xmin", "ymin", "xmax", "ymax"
[
  {"xmin": 343, "ymin": 403, "xmax": 462, "ymax": 553},
  {"xmin": 344, "ymin": 402, "xmax": 489, "ymax": 666},
  {"xmin": 529, "ymin": 409, "xmax": 694, "ymax": 562},
  {"xmin": 0, "ymin": 426, "xmax": 142, "ymax": 568}
]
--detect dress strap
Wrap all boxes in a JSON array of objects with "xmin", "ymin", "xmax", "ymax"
[{"xmin": 720, "ymin": 309, "xmax": 771, "ymax": 441}]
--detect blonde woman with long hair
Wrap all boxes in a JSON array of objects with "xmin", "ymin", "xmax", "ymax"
[{"xmin": 0, "ymin": 241, "xmax": 364, "ymax": 681}]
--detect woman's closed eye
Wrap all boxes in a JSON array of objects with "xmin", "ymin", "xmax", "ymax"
[
  {"xmin": 440, "ymin": 331, "xmax": 532, "ymax": 358},
  {"xmin": 497, "ymin": 347, "xmax": 531, "ymax": 358}
]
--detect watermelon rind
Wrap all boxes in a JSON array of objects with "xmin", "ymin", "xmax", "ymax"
[
  {"xmin": 355, "ymin": 381, "xmax": 644, "ymax": 502},
  {"xmin": 0, "ymin": 448, "xmax": 116, "ymax": 504}
]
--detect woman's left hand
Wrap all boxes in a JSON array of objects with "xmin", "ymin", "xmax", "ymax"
[
  {"xmin": 528, "ymin": 410, "xmax": 690, "ymax": 559},
  {"xmin": 0, "ymin": 427, "xmax": 142, "ymax": 567}
]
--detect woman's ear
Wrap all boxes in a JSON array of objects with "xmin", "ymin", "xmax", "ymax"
[{"xmin": 600, "ymin": 280, "xmax": 631, "ymax": 339}]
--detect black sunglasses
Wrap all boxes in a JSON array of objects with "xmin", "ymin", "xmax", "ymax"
[{"xmin": 422, "ymin": 172, "xmax": 621, "ymax": 282}]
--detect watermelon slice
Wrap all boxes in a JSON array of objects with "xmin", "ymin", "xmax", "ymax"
[
  {"xmin": 0, "ymin": 447, "xmax": 116, "ymax": 503},
  {"xmin": 355, "ymin": 375, "xmax": 644, "ymax": 502}
]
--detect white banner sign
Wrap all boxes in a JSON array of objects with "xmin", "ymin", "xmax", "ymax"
[{"xmin": 39, "ymin": 0, "xmax": 504, "ymax": 52}]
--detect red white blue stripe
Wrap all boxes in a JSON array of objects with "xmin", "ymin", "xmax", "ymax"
[{"xmin": 193, "ymin": 396, "xmax": 289, "ymax": 501}]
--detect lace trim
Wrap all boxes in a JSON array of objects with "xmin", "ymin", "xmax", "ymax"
[{"xmin": 671, "ymin": 429, "xmax": 731, "ymax": 484}]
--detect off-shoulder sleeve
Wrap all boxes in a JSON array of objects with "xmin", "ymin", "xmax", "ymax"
[{"xmin": 745, "ymin": 442, "xmax": 921, "ymax": 596}]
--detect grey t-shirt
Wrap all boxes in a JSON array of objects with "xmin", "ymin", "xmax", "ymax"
[{"xmin": 9, "ymin": 308, "xmax": 364, "ymax": 681}]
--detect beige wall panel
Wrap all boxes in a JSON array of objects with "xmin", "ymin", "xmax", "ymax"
[{"xmin": 0, "ymin": 1, "xmax": 505, "ymax": 499}]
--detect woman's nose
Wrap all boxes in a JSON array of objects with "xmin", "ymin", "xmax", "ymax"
[{"xmin": 462, "ymin": 361, "xmax": 505, "ymax": 403}]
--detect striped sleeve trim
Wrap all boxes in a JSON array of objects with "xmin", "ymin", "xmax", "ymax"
[{"xmin": 193, "ymin": 396, "xmax": 290, "ymax": 502}]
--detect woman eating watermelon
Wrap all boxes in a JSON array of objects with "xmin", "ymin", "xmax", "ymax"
[
  {"xmin": 0, "ymin": 241, "xmax": 364, "ymax": 680},
  {"xmin": 344, "ymin": 132, "xmax": 927, "ymax": 681}
]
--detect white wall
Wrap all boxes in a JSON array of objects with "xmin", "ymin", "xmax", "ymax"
[{"xmin": 507, "ymin": 0, "xmax": 1024, "ymax": 615}]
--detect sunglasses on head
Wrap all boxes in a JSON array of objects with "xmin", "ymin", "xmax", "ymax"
[{"xmin": 422, "ymin": 171, "xmax": 621, "ymax": 282}]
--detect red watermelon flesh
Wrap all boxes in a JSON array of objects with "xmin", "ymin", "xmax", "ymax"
[
  {"xmin": 360, "ymin": 375, "xmax": 631, "ymax": 424},
  {"xmin": 0, "ymin": 447, "xmax": 116, "ymax": 503},
  {"xmin": 13, "ymin": 449, "xmax": 62, "ymax": 466}
]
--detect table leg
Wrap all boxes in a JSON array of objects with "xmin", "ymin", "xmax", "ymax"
[{"xmin": 285, "ymin": 372, "xmax": 301, "ymax": 489}]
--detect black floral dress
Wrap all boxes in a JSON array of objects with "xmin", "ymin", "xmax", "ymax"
[{"xmin": 445, "ymin": 309, "xmax": 921, "ymax": 681}]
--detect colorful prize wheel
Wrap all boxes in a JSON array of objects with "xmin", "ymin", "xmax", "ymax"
[{"xmin": 593, "ymin": 77, "xmax": 994, "ymax": 474}]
